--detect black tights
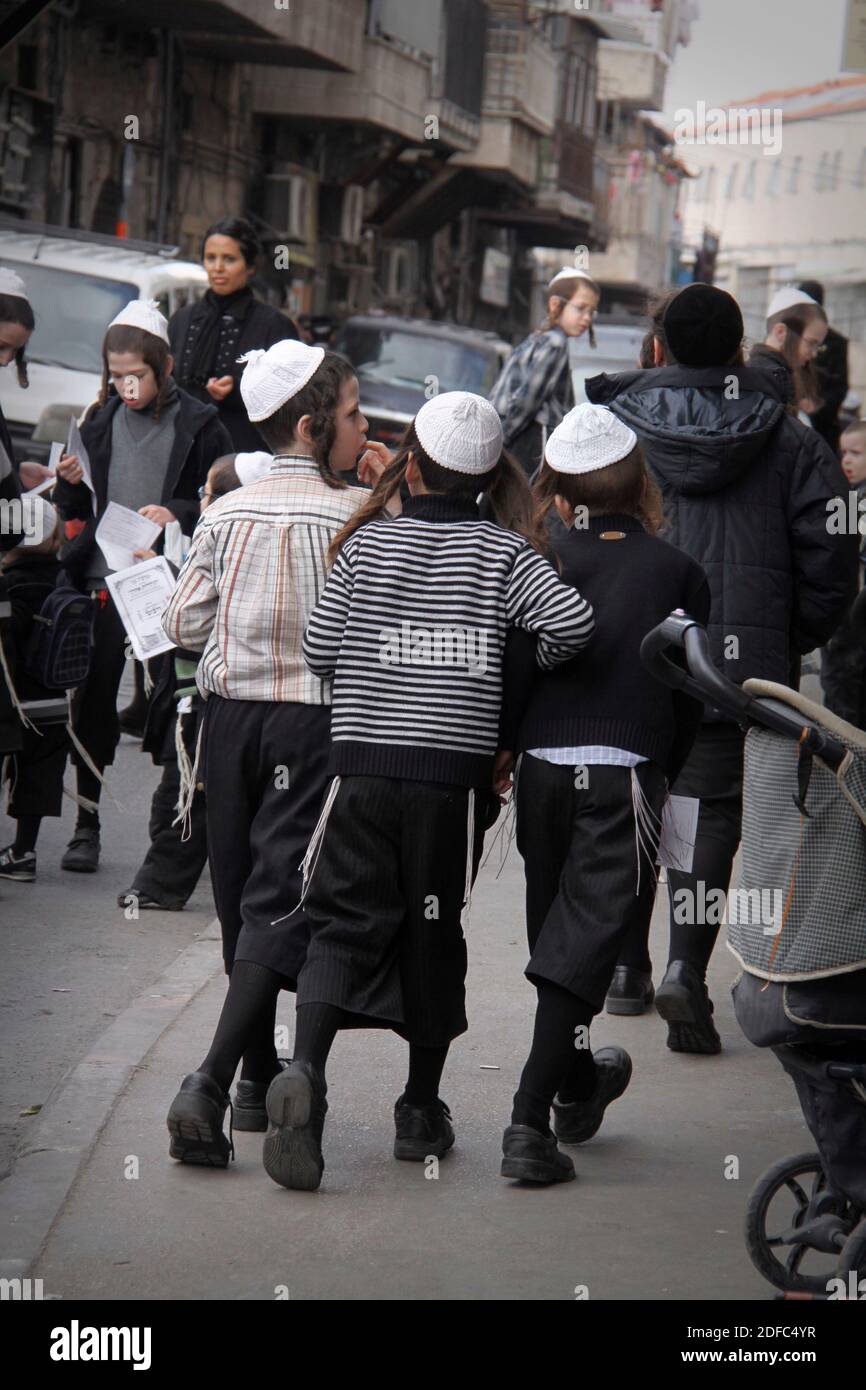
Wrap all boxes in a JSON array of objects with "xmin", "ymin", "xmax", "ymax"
[
  {"xmin": 293, "ymin": 1002, "xmax": 449, "ymax": 1105},
  {"xmin": 512, "ymin": 981, "xmax": 597, "ymax": 1134},
  {"xmin": 199, "ymin": 960, "xmax": 282, "ymax": 1094}
]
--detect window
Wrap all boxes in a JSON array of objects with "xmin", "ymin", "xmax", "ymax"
[
  {"xmin": 856, "ymin": 148, "xmax": 866, "ymax": 189},
  {"xmin": 766, "ymin": 160, "xmax": 781, "ymax": 197},
  {"xmin": 787, "ymin": 155, "xmax": 802, "ymax": 195},
  {"xmin": 742, "ymin": 160, "xmax": 756, "ymax": 200},
  {"xmin": 814, "ymin": 152, "xmax": 829, "ymax": 191},
  {"xmin": 725, "ymin": 165, "xmax": 738, "ymax": 200},
  {"xmin": 11, "ymin": 265, "xmax": 138, "ymax": 374},
  {"xmin": 829, "ymin": 149, "xmax": 843, "ymax": 191}
]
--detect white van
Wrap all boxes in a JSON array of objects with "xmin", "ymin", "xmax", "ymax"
[{"xmin": 0, "ymin": 222, "xmax": 207, "ymax": 460}]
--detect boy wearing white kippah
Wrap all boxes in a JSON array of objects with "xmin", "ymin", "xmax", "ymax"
[
  {"xmin": 255, "ymin": 391, "xmax": 595, "ymax": 1192},
  {"xmin": 501, "ymin": 403, "xmax": 709, "ymax": 1183},
  {"xmin": 52, "ymin": 300, "xmax": 232, "ymax": 872},
  {"xmin": 162, "ymin": 340, "xmax": 386, "ymax": 1167}
]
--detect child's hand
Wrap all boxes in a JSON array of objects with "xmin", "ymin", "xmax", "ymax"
[
  {"xmin": 133, "ymin": 549, "xmax": 157, "ymax": 562},
  {"xmin": 492, "ymin": 750, "xmax": 514, "ymax": 802},
  {"xmin": 56, "ymin": 453, "xmax": 83, "ymax": 484},
  {"xmin": 357, "ymin": 441, "xmax": 394, "ymax": 488},
  {"xmin": 19, "ymin": 461, "xmax": 54, "ymax": 490},
  {"xmin": 206, "ymin": 375, "xmax": 234, "ymax": 402},
  {"xmin": 138, "ymin": 505, "xmax": 176, "ymax": 529}
]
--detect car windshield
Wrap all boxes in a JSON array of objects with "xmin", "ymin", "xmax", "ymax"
[
  {"xmin": 338, "ymin": 326, "xmax": 500, "ymax": 394},
  {"xmin": 11, "ymin": 264, "xmax": 138, "ymax": 374}
]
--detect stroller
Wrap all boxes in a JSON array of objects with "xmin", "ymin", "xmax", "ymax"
[{"xmin": 642, "ymin": 612, "xmax": 866, "ymax": 1298}]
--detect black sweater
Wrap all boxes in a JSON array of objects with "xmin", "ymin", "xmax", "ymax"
[{"xmin": 517, "ymin": 513, "xmax": 711, "ymax": 781}]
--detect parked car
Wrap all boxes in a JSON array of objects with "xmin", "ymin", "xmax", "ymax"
[
  {"xmin": 570, "ymin": 317, "xmax": 647, "ymax": 402},
  {"xmin": 0, "ymin": 221, "xmax": 208, "ymax": 461},
  {"xmin": 334, "ymin": 314, "xmax": 511, "ymax": 448}
]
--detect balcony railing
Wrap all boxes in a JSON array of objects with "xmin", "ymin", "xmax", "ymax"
[{"xmin": 483, "ymin": 23, "xmax": 559, "ymax": 135}]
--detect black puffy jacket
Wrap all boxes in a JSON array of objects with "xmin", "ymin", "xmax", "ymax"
[{"xmin": 586, "ymin": 364, "xmax": 858, "ymax": 696}]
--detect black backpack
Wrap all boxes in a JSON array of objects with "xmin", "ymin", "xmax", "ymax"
[{"xmin": 25, "ymin": 586, "xmax": 95, "ymax": 691}]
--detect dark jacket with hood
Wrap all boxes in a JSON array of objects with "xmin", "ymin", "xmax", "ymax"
[
  {"xmin": 586, "ymin": 364, "xmax": 857, "ymax": 705},
  {"xmin": 53, "ymin": 386, "xmax": 231, "ymax": 590}
]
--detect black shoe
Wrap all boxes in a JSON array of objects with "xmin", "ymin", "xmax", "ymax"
[
  {"xmin": 118, "ymin": 703, "xmax": 147, "ymax": 739},
  {"xmin": 167, "ymin": 1071, "xmax": 234, "ymax": 1168},
  {"xmin": 117, "ymin": 889, "xmax": 186, "ymax": 911},
  {"xmin": 655, "ymin": 960, "xmax": 722, "ymax": 1055},
  {"xmin": 262, "ymin": 1060, "xmax": 328, "ymax": 1191},
  {"xmin": 553, "ymin": 1046, "xmax": 633, "ymax": 1144},
  {"xmin": 233, "ymin": 1060, "xmax": 290, "ymax": 1133},
  {"xmin": 0, "ymin": 845, "xmax": 36, "ymax": 882},
  {"xmin": 605, "ymin": 965, "xmax": 654, "ymax": 1016},
  {"xmin": 61, "ymin": 827, "xmax": 100, "ymax": 873},
  {"xmin": 393, "ymin": 1096, "xmax": 455, "ymax": 1161},
  {"xmin": 501, "ymin": 1124, "xmax": 576, "ymax": 1185}
]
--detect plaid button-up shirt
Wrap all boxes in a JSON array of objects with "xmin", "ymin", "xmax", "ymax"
[{"xmin": 162, "ymin": 456, "xmax": 367, "ymax": 704}]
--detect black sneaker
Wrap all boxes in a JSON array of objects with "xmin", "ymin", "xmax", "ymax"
[
  {"xmin": 233, "ymin": 1060, "xmax": 290, "ymax": 1133},
  {"xmin": 552, "ymin": 1046, "xmax": 633, "ymax": 1144},
  {"xmin": 393, "ymin": 1096, "xmax": 455, "ymax": 1161},
  {"xmin": 61, "ymin": 827, "xmax": 100, "ymax": 873},
  {"xmin": 501, "ymin": 1124, "xmax": 576, "ymax": 1185},
  {"xmin": 117, "ymin": 889, "xmax": 186, "ymax": 911},
  {"xmin": 654, "ymin": 960, "xmax": 722, "ymax": 1055},
  {"xmin": 0, "ymin": 845, "xmax": 36, "ymax": 882},
  {"xmin": 166, "ymin": 1071, "xmax": 234, "ymax": 1168},
  {"xmin": 262, "ymin": 1060, "xmax": 328, "ymax": 1191},
  {"xmin": 605, "ymin": 965, "xmax": 654, "ymax": 1016}
]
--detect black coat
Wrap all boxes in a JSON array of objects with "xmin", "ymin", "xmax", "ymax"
[
  {"xmin": 52, "ymin": 387, "xmax": 231, "ymax": 589},
  {"xmin": 811, "ymin": 326, "xmax": 849, "ymax": 451},
  {"xmin": 586, "ymin": 364, "xmax": 858, "ymax": 698},
  {"xmin": 168, "ymin": 296, "xmax": 298, "ymax": 452},
  {"xmin": 0, "ymin": 451, "xmax": 23, "ymax": 753}
]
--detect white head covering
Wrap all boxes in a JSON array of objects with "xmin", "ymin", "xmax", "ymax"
[
  {"xmin": 414, "ymin": 391, "xmax": 503, "ymax": 476},
  {"xmin": 0, "ymin": 266, "xmax": 29, "ymax": 302},
  {"xmin": 545, "ymin": 403, "xmax": 637, "ymax": 475},
  {"xmin": 19, "ymin": 495, "xmax": 58, "ymax": 547},
  {"xmin": 239, "ymin": 341, "xmax": 325, "ymax": 422},
  {"xmin": 108, "ymin": 298, "xmax": 170, "ymax": 344},
  {"xmin": 548, "ymin": 265, "xmax": 597, "ymax": 293},
  {"xmin": 234, "ymin": 451, "xmax": 274, "ymax": 486},
  {"xmin": 767, "ymin": 286, "xmax": 820, "ymax": 320}
]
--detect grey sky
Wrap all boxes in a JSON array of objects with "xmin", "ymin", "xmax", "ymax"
[{"xmin": 664, "ymin": 0, "xmax": 852, "ymax": 118}]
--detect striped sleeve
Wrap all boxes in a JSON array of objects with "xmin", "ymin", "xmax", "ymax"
[
  {"xmin": 161, "ymin": 516, "xmax": 218, "ymax": 653},
  {"xmin": 506, "ymin": 544, "xmax": 594, "ymax": 670},
  {"xmin": 303, "ymin": 542, "xmax": 356, "ymax": 680}
]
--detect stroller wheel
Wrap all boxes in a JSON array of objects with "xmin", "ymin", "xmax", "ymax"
[
  {"xmin": 837, "ymin": 1217, "xmax": 866, "ymax": 1287},
  {"xmin": 745, "ymin": 1152, "xmax": 854, "ymax": 1294}
]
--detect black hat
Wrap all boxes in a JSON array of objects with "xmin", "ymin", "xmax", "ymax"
[{"xmin": 663, "ymin": 283, "xmax": 744, "ymax": 368}]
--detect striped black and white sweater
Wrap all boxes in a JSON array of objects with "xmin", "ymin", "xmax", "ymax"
[{"xmin": 303, "ymin": 494, "xmax": 594, "ymax": 787}]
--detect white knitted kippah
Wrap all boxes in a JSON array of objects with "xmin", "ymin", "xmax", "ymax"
[
  {"xmin": 545, "ymin": 403, "xmax": 637, "ymax": 475},
  {"xmin": 108, "ymin": 298, "xmax": 170, "ymax": 344},
  {"xmin": 767, "ymin": 286, "xmax": 819, "ymax": 319},
  {"xmin": 548, "ymin": 265, "xmax": 596, "ymax": 292},
  {"xmin": 234, "ymin": 451, "xmax": 274, "ymax": 486},
  {"xmin": 414, "ymin": 391, "xmax": 503, "ymax": 475},
  {"xmin": 0, "ymin": 266, "xmax": 29, "ymax": 302},
  {"xmin": 239, "ymin": 340, "xmax": 325, "ymax": 422}
]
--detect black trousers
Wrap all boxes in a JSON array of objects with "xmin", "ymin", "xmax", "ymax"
[
  {"xmin": 129, "ymin": 748, "xmax": 208, "ymax": 905},
  {"xmin": 71, "ymin": 591, "xmax": 128, "ymax": 772},
  {"xmin": 665, "ymin": 722, "xmax": 744, "ymax": 975},
  {"xmin": 5, "ymin": 721, "xmax": 68, "ymax": 818},
  {"xmin": 299, "ymin": 775, "xmax": 493, "ymax": 1046},
  {"xmin": 515, "ymin": 755, "xmax": 667, "ymax": 1012},
  {"xmin": 203, "ymin": 695, "xmax": 332, "ymax": 980}
]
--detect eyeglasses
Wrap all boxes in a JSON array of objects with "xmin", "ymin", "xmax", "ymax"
[{"xmin": 198, "ymin": 485, "xmax": 214, "ymax": 501}]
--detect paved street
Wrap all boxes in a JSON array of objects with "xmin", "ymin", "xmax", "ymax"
[{"xmin": 0, "ymin": 711, "xmax": 814, "ymax": 1301}]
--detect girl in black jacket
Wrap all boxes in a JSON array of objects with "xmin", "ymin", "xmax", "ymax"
[
  {"xmin": 168, "ymin": 217, "xmax": 299, "ymax": 452},
  {"xmin": 502, "ymin": 404, "xmax": 709, "ymax": 1185},
  {"xmin": 52, "ymin": 301, "xmax": 231, "ymax": 874}
]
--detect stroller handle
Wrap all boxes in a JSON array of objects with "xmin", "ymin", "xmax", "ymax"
[{"xmin": 641, "ymin": 612, "xmax": 848, "ymax": 772}]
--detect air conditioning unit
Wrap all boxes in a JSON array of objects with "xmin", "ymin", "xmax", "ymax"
[
  {"xmin": 262, "ymin": 169, "xmax": 317, "ymax": 243},
  {"xmin": 340, "ymin": 185, "xmax": 365, "ymax": 244}
]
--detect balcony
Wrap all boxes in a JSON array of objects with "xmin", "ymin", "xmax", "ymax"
[
  {"xmin": 451, "ymin": 22, "xmax": 558, "ymax": 188},
  {"xmin": 81, "ymin": 0, "xmax": 364, "ymax": 70},
  {"xmin": 252, "ymin": 37, "xmax": 432, "ymax": 143},
  {"xmin": 588, "ymin": 155, "xmax": 681, "ymax": 288},
  {"xmin": 597, "ymin": 39, "xmax": 668, "ymax": 111},
  {"xmin": 537, "ymin": 123, "xmax": 596, "ymax": 223}
]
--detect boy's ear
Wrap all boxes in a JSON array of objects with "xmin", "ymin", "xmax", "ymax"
[
  {"xmin": 296, "ymin": 412, "xmax": 314, "ymax": 445},
  {"xmin": 554, "ymin": 493, "xmax": 575, "ymax": 527},
  {"xmin": 652, "ymin": 336, "xmax": 665, "ymax": 367}
]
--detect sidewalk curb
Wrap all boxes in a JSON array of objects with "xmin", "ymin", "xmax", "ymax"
[{"xmin": 0, "ymin": 926, "xmax": 222, "ymax": 1281}]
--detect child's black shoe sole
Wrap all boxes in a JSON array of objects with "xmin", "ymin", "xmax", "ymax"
[
  {"xmin": 166, "ymin": 1079, "xmax": 232, "ymax": 1168},
  {"xmin": 262, "ymin": 1064, "xmax": 326, "ymax": 1191}
]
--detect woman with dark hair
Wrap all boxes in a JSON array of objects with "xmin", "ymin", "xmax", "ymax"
[
  {"xmin": 168, "ymin": 216, "xmax": 299, "ymax": 452},
  {"xmin": 490, "ymin": 266, "xmax": 600, "ymax": 481},
  {"xmin": 588, "ymin": 282, "xmax": 856, "ymax": 1052},
  {"xmin": 0, "ymin": 266, "xmax": 35, "ymax": 476}
]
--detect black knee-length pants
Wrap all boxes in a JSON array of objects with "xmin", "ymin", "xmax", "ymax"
[
  {"xmin": 515, "ymin": 755, "xmax": 666, "ymax": 1012},
  {"xmin": 298, "ymin": 775, "xmax": 495, "ymax": 1046}
]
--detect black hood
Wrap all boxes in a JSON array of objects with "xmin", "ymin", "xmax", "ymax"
[{"xmin": 586, "ymin": 364, "xmax": 786, "ymax": 498}]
